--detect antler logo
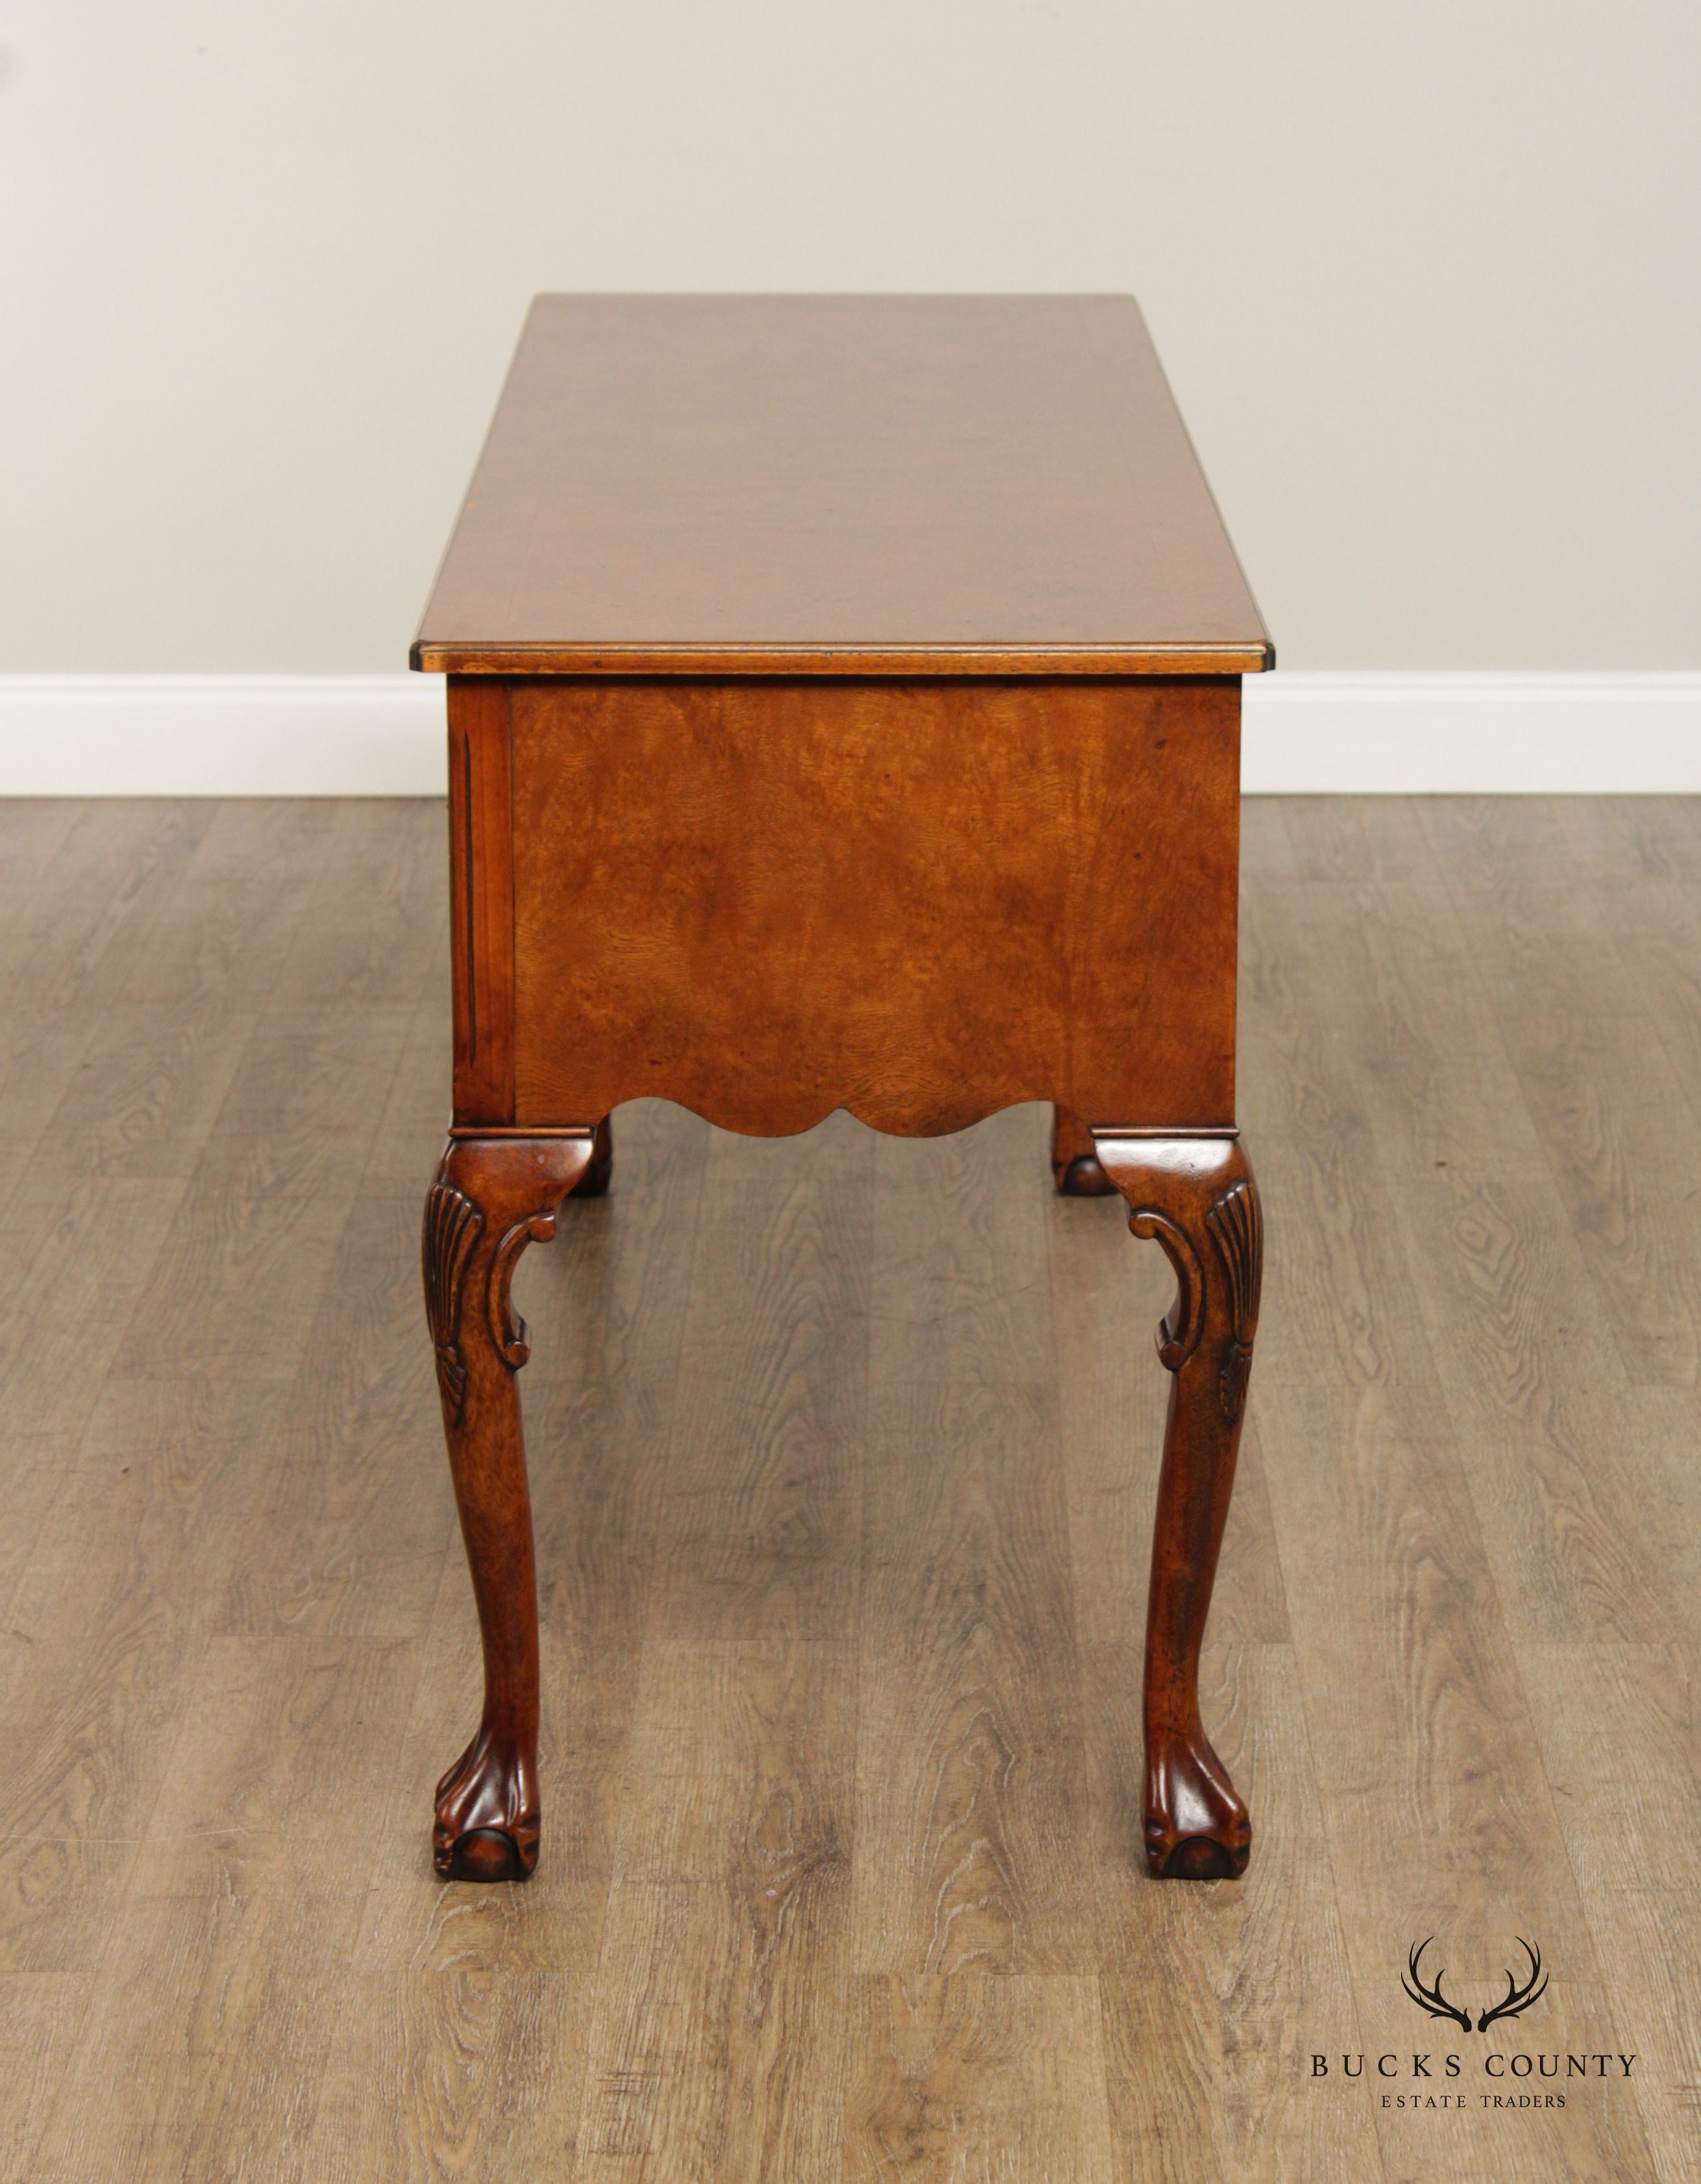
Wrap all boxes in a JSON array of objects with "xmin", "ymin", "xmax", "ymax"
[
  {"xmin": 1477, "ymin": 1940, "xmax": 1550, "ymax": 2033},
  {"xmin": 1402, "ymin": 1938, "xmax": 1549, "ymax": 2033}
]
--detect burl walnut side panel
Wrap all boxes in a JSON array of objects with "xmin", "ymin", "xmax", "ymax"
[{"xmin": 487, "ymin": 676, "xmax": 1239, "ymax": 1139}]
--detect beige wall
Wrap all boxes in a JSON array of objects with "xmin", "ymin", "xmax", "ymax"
[{"xmin": 1, "ymin": 2, "xmax": 1695, "ymax": 674}]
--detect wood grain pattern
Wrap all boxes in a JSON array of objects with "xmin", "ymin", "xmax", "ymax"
[
  {"xmin": 1256, "ymin": 1380, "xmax": 1601, "ymax": 1972},
  {"xmin": 856, "ymin": 1116, "xmax": 1097, "ymax": 1976},
  {"xmin": 0, "ymin": 1974, "xmax": 89, "ymax": 2183},
  {"xmin": 4, "ymin": 799, "xmax": 1700, "ymax": 2182},
  {"xmin": 645, "ymin": 1114, "xmax": 873, "ymax": 1644},
  {"xmin": 506, "ymin": 675, "xmax": 1241, "ymax": 1137},
  {"xmin": 1080, "ymin": 1644, "xmax": 1380, "ymax": 2184},
  {"xmin": 845, "ymin": 1974, "xmax": 1113, "ymax": 2181},
  {"xmin": 29, "ymin": 1892, "xmax": 347, "ymax": 2184},
  {"xmin": 1517, "ymin": 1640, "xmax": 1701, "ymax": 2184},
  {"xmin": 414, "ymin": 295, "xmax": 1273, "ymax": 679},
  {"xmin": 0, "ymin": 1385, "xmax": 282, "ymax": 1954},
  {"xmin": 1435, "ymin": 844, "xmax": 1701, "ymax": 1389},
  {"xmin": 131, "ymin": 1632, "xmax": 420, "ymax": 1900},
  {"xmin": 448, "ymin": 681, "xmax": 516, "ymax": 1125},
  {"xmin": 303, "ymin": 1967, "xmax": 593, "ymax": 2183},
  {"xmin": 0, "ymin": 802, "xmax": 214, "ymax": 1028},
  {"xmin": 1243, "ymin": 855, "xmax": 1675, "ymax": 1648},
  {"xmin": 573, "ymin": 1637, "xmax": 856, "ymax": 2179}
]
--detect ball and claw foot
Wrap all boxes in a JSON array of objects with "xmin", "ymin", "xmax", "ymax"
[
  {"xmin": 433, "ymin": 1727, "xmax": 540, "ymax": 1883},
  {"xmin": 1144, "ymin": 1733, "xmax": 1251, "ymax": 1879}
]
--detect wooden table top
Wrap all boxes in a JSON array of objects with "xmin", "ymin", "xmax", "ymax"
[{"xmin": 414, "ymin": 294, "xmax": 1272, "ymax": 678}]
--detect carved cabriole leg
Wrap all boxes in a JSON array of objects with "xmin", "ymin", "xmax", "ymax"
[
  {"xmin": 1091, "ymin": 1131, "xmax": 1263, "ymax": 1881},
  {"xmin": 1050, "ymin": 1105, "xmax": 1115, "ymax": 1196},
  {"xmin": 423, "ymin": 1131, "xmax": 595, "ymax": 1881}
]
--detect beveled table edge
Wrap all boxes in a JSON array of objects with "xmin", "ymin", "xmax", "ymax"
[{"xmin": 410, "ymin": 640, "xmax": 1276, "ymax": 676}]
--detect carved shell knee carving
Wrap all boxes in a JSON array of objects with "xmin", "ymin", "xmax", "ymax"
[
  {"xmin": 1205, "ymin": 1179, "xmax": 1262, "ymax": 1346},
  {"xmin": 423, "ymin": 1181, "xmax": 482, "ymax": 1422}
]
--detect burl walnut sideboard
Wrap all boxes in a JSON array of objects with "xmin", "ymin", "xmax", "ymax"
[{"xmin": 411, "ymin": 295, "xmax": 1273, "ymax": 1886}]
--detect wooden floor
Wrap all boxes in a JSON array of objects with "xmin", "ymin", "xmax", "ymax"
[{"xmin": 0, "ymin": 797, "xmax": 1698, "ymax": 2182}]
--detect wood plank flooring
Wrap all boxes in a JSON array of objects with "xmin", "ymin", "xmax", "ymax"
[{"xmin": 1, "ymin": 796, "xmax": 1698, "ymax": 2181}]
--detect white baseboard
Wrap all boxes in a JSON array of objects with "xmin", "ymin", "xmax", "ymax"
[
  {"xmin": 0, "ymin": 675, "xmax": 444, "ymax": 796},
  {"xmin": 0, "ymin": 672, "xmax": 1696, "ymax": 796},
  {"xmin": 1243, "ymin": 672, "xmax": 1701, "ymax": 793}
]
